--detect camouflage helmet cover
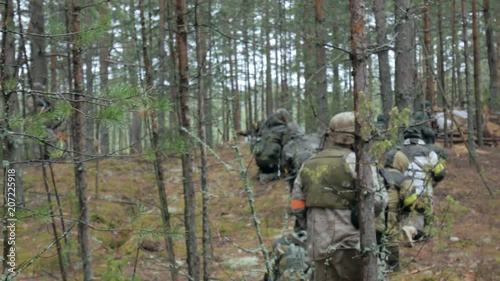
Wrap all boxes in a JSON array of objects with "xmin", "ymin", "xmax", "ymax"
[{"xmin": 327, "ymin": 111, "xmax": 355, "ymax": 145}]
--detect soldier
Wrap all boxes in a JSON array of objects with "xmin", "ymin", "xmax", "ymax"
[
  {"xmin": 290, "ymin": 112, "xmax": 387, "ymax": 281},
  {"xmin": 377, "ymin": 149, "xmax": 419, "ymax": 272},
  {"xmin": 401, "ymin": 117, "xmax": 447, "ymax": 239},
  {"xmin": 265, "ymin": 230, "xmax": 313, "ymax": 281},
  {"xmin": 413, "ymin": 111, "xmax": 436, "ymax": 145}
]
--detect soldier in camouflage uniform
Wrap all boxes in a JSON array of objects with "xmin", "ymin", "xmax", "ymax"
[
  {"xmin": 253, "ymin": 108, "xmax": 303, "ymax": 184},
  {"xmin": 290, "ymin": 112, "xmax": 388, "ymax": 281},
  {"xmin": 377, "ymin": 149, "xmax": 419, "ymax": 272},
  {"xmin": 401, "ymin": 116, "xmax": 447, "ymax": 239}
]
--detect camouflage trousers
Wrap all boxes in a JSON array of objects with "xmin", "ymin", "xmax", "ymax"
[{"xmin": 313, "ymin": 249, "xmax": 363, "ymax": 281}]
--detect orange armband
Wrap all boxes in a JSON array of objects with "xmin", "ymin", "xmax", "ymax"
[{"xmin": 291, "ymin": 199, "xmax": 306, "ymax": 210}]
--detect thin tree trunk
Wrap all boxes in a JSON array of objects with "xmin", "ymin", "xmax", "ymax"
[
  {"xmin": 99, "ymin": 5, "xmax": 110, "ymax": 155},
  {"xmin": 195, "ymin": 2, "xmax": 212, "ymax": 279},
  {"xmin": 265, "ymin": 0, "xmax": 273, "ymax": 117},
  {"xmin": 167, "ymin": 0, "xmax": 179, "ymax": 138},
  {"xmin": 84, "ymin": 48, "xmax": 94, "ymax": 154},
  {"xmin": 314, "ymin": 0, "xmax": 329, "ymax": 130},
  {"xmin": 296, "ymin": 31, "xmax": 303, "ymax": 123},
  {"xmin": 138, "ymin": 0, "xmax": 177, "ymax": 279},
  {"xmin": 158, "ymin": 0, "xmax": 167, "ymax": 138},
  {"xmin": 373, "ymin": 0, "xmax": 392, "ymax": 118},
  {"xmin": 229, "ymin": 32, "xmax": 241, "ymax": 132},
  {"xmin": 176, "ymin": 0, "xmax": 200, "ymax": 279},
  {"xmin": 127, "ymin": 0, "xmax": 142, "ymax": 154},
  {"xmin": 349, "ymin": 0, "xmax": 378, "ymax": 279},
  {"xmin": 42, "ymin": 165, "xmax": 68, "ymax": 281},
  {"xmin": 483, "ymin": 0, "xmax": 499, "ymax": 114},
  {"xmin": 243, "ymin": 0, "xmax": 253, "ymax": 132},
  {"xmin": 278, "ymin": 0, "xmax": 290, "ymax": 112},
  {"xmin": 452, "ymin": 0, "xmax": 463, "ymax": 107},
  {"xmin": 303, "ymin": 0, "xmax": 316, "ymax": 132},
  {"xmin": 461, "ymin": 0, "xmax": 477, "ymax": 163},
  {"xmin": 472, "ymin": 0, "xmax": 483, "ymax": 146},
  {"xmin": 71, "ymin": 1, "xmax": 93, "ymax": 279},
  {"xmin": 423, "ymin": 0, "xmax": 435, "ymax": 105},
  {"xmin": 437, "ymin": 1, "xmax": 449, "ymax": 147},
  {"xmin": 1, "ymin": 0, "xmax": 18, "ymax": 272},
  {"xmin": 394, "ymin": 0, "xmax": 416, "ymax": 111}
]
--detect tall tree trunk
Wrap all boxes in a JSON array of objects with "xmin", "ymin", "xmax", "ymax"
[
  {"xmin": 84, "ymin": 48, "xmax": 94, "ymax": 154},
  {"xmin": 373, "ymin": 0, "xmax": 392, "ymax": 118},
  {"xmin": 195, "ymin": 2, "xmax": 212, "ymax": 280},
  {"xmin": 452, "ymin": 0, "xmax": 463, "ymax": 107},
  {"xmin": 437, "ymin": 1, "xmax": 449, "ymax": 146},
  {"xmin": 138, "ymin": 0, "xmax": 178, "ymax": 279},
  {"xmin": 158, "ymin": 0, "xmax": 167, "ymax": 138},
  {"xmin": 314, "ymin": 0, "xmax": 329, "ymax": 130},
  {"xmin": 176, "ymin": 0, "xmax": 200, "ymax": 279},
  {"xmin": 265, "ymin": 0, "xmax": 273, "ymax": 117},
  {"xmin": 394, "ymin": 0, "xmax": 416, "ymax": 111},
  {"xmin": 462, "ymin": 0, "xmax": 477, "ymax": 163},
  {"xmin": 96, "ymin": 10, "xmax": 109, "ymax": 154},
  {"xmin": 99, "ymin": 6, "xmax": 111, "ymax": 155},
  {"xmin": 243, "ymin": 0, "xmax": 253, "ymax": 132},
  {"xmin": 1, "ymin": 0, "xmax": 21, "ymax": 272},
  {"xmin": 472, "ymin": 0, "xmax": 483, "ymax": 146},
  {"xmin": 71, "ymin": 1, "xmax": 93, "ymax": 279},
  {"xmin": 127, "ymin": 0, "xmax": 142, "ymax": 154},
  {"xmin": 230, "ymin": 32, "xmax": 241, "ymax": 132},
  {"xmin": 278, "ymin": 0, "xmax": 290, "ymax": 112},
  {"xmin": 349, "ymin": 0, "xmax": 378, "ymax": 279},
  {"xmin": 28, "ymin": 0, "xmax": 50, "ymax": 197},
  {"xmin": 423, "ymin": 0, "xmax": 435, "ymax": 106},
  {"xmin": 295, "ymin": 31, "xmax": 303, "ymax": 123},
  {"xmin": 303, "ymin": 0, "xmax": 316, "ymax": 133},
  {"xmin": 483, "ymin": 0, "xmax": 499, "ymax": 114}
]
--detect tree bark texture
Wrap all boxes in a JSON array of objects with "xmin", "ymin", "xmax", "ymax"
[
  {"xmin": 195, "ymin": 1, "xmax": 212, "ymax": 280},
  {"xmin": 472, "ymin": 0, "xmax": 484, "ymax": 146},
  {"xmin": 394, "ymin": 0, "xmax": 416, "ymax": 111},
  {"xmin": 349, "ymin": 0, "xmax": 379, "ymax": 279},
  {"xmin": 71, "ymin": 1, "xmax": 94, "ymax": 279},
  {"xmin": 461, "ymin": 0, "xmax": 477, "ymax": 163},
  {"xmin": 176, "ymin": 0, "xmax": 200, "ymax": 279},
  {"xmin": 314, "ymin": 0, "xmax": 329, "ymax": 131},
  {"xmin": 373, "ymin": 0, "xmax": 393, "ymax": 117},
  {"xmin": 265, "ymin": 0, "xmax": 273, "ymax": 117},
  {"xmin": 138, "ymin": 0, "xmax": 178, "ymax": 279},
  {"xmin": 423, "ymin": 0, "xmax": 435, "ymax": 106},
  {"xmin": 483, "ymin": 0, "xmax": 499, "ymax": 114}
]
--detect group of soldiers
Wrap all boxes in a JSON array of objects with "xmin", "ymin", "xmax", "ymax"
[{"xmin": 253, "ymin": 109, "xmax": 448, "ymax": 281}]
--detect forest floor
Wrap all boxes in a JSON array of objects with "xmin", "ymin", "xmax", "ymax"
[{"xmin": 8, "ymin": 139, "xmax": 500, "ymax": 281}]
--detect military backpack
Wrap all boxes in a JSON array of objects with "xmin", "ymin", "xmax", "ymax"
[{"xmin": 253, "ymin": 124, "xmax": 292, "ymax": 174}]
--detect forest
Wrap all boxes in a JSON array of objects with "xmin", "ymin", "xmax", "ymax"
[{"xmin": 0, "ymin": 0, "xmax": 499, "ymax": 280}]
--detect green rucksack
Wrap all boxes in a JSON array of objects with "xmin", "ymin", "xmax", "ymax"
[
  {"xmin": 265, "ymin": 231, "xmax": 313, "ymax": 281},
  {"xmin": 253, "ymin": 124, "xmax": 291, "ymax": 174}
]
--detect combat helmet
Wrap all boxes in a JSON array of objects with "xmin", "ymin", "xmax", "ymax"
[
  {"xmin": 327, "ymin": 111, "xmax": 355, "ymax": 145},
  {"xmin": 403, "ymin": 112, "xmax": 424, "ymax": 139}
]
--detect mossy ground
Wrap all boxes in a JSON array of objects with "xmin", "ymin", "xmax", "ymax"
[{"xmin": 5, "ymin": 141, "xmax": 500, "ymax": 280}]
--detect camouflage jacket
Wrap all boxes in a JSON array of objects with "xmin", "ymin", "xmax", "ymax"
[{"xmin": 291, "ymin": 150, "xmax": 387, "ymax": 260}]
